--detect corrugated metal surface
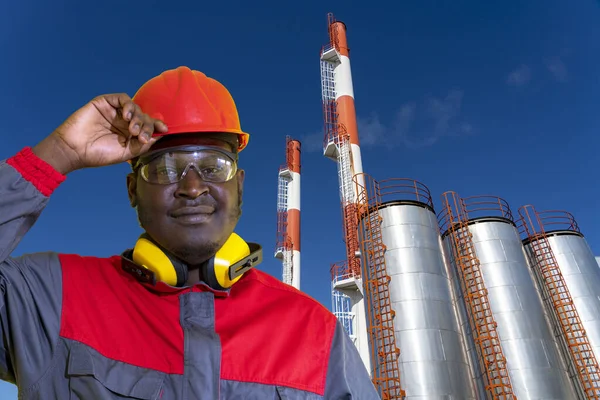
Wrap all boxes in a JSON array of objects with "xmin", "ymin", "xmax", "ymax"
[
  {"xmin": 377, "ymin": 201, "xmax": 476, "ymax": 398},
  {"xmin": 446, "ymin": 218, "xmax": 576, "ymax": 399},
  {"xmin": 524, "ymin": 232, "xmax": 600, "ymax": 387},
  {"xmin": 440, "ymin": 237, "xmax": 487, "ymax": 398}
]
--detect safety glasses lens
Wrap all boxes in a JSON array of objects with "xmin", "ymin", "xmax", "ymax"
[{"xmin": 141, "ymin": 151, "xmax": 235, "ymax": 184}]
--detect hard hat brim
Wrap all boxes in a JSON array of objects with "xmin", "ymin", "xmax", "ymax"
[{"xmin": 152, "ymin": 128, "xmax": 249, "ymax": 153}]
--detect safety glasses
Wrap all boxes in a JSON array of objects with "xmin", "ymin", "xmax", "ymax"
[{"xmin": 135, "ymin": 147, "xmax": 238, "ymax": 184}]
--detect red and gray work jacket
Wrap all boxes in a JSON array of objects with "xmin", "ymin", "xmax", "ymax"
[{"xmin": 0, "ymin": 147, "xmax": 380, "ymax": 399}]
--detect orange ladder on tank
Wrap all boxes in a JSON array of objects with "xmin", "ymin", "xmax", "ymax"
[
  {"xmin": 442, "ymin": 192, "xmax": 516, "ymax": 399},
  {"xmin": 520, "ymin": 206, "xmax": 600, "ymax": 399},
  {"xmin": 355, "ymin": 174, "xmax": 405, "ymax": 399}
]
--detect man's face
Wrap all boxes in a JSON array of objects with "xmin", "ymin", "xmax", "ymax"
[{"xmin": 126, "ymin": 134, "xmax": 245, "ymax": 266}]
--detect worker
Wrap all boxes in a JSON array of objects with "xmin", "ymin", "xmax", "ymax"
[{"xmin": 0, "ymin": 66, "xmax": 379, "ymax": 399}]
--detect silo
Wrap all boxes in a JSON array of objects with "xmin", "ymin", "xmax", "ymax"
[
  {"xmin": 355, "ymin": 174, "xmax": 476, "ymax": 399},
  {"xmin": 519, "ymin": 205, "xmax": 600, "ymax": 398},
  {"xmin": 439, "ymin": 193, "xmax": 576, "ymax": 399}
]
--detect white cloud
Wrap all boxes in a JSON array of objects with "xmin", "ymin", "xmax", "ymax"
[
  {"xmin": 301, "ymin": 89, "xmax": 472, "ymax": 151},
  {"xmin": 300, "ymin": 131, "xmax": 324, "ymax": 153},
  {"xmin": 356, "ymin": 112, "xmax": 386, "ymax": 146},
  {"xmin": 545, "ymin": 57, "xmax": 568, "ymax": 82},
  {"xmin": 506, "ymin": 64, "xmax": 531, "ymax": 86}
]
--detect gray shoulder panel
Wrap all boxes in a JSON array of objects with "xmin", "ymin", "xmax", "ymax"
[
  {"xmin": 0, "ymin": 252, "xmax": 63, "ymax": 389},
  {"xmin": 0, "ymin": 158, "xmax": 64, "ymax": 388},
  {"xmin": 324, "ymin": 321, "xmax": 381, "ymax": 399}
]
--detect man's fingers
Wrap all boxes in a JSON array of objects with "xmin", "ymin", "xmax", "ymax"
[
  {"xmin": 103, "ymin": 93, "xmax": 133, "ymax": 114},
  {"xmin": 127, "ymin": 104, "xmax": 144, "ymax": 137},
  {"xmin": 121, "ymin": 101, "xmax": 137, "ymax": 122},
  {"xmin": 154, "ymin": 120, "xmax": 169, "ymax": 133},
  {"xmin": 133, "ymin": 114, "xmax": 155, "ymax": 144},
  {"xmin": 99, "ymin": 93, "xmax": 168, "ymax": 145},
  {"xmin": 147, "ymin": 136, "xmax": 162, "ymax": 146},
  {"xmin": 102, "ymin": 93, "xmax": 141, "ymax": 125},
  {"xmin": 127, "ymin": 135, "xmax": 162, "ymax": 159}
]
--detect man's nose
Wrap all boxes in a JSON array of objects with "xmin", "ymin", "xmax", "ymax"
[{"xmin": 174, "ymin": 167, "xmax": 209, "ymax": 199}]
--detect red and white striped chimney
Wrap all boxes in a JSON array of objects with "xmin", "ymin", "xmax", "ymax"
[
  {"xmin": 286, "ymin": 139, "xmax": 301, "ymax": 289},
  {"xmin": 330, "ymin": 20, "xmax": 365, "ymax": 199},
  {"xmin": 275, "ymin": 137, "xmax": 302, "ymax": 290}
]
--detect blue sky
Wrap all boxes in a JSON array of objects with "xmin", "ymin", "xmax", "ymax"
[{"xmin": 1, "ymin": 0, "xmax": 599, "ymax": 396}]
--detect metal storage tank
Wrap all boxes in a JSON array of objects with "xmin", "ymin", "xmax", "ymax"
[
  {"xmin": 356, "ymin": 175, "xmax": 476, "ymax": 399},
  {"xmin": 440, "ymin": 193, "xmax": 576, "ymax": 399},
  {"xmin": 519, "ymin": 205, "xmax": 600, "ymax": 398}
]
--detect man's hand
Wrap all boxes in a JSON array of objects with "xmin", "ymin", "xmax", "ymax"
[{"xmin": 32, "ymin": 93, "xmax": 168, "ymax": 175}]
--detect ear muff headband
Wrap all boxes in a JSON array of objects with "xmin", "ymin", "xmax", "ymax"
[{"xmin": 130, "ymin": 232, "xmax": 262, "ymax": 289}]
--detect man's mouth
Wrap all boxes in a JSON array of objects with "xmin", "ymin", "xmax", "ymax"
[
  {"xmin": 171, "ymin": 206, "xmax": 215, "ymax": 217},
  {"xmin": 171, "ymin": 206, "xmax": 215, "ymax": 224}
]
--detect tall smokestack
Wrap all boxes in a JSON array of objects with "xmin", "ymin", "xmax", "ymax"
[
  {"xmin": 320, "ymin": 12, "xmax": 371, "ymax": 374},
  {"xmin": 329, "ymin": 20, "xmax": 365, "ymax": 192},
  {"xmin": 275, "ymin": 137, "xmax": 301, "ymax": 290}
]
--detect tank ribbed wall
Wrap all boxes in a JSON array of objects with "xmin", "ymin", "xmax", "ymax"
[
  {"xmin": 440, "ymin": 237, "xmax": 488, "ymax": 397},
  {"xmin": 469, "ymin": 218, "xmax": 575, "ymax": 397},
  {"xmin": 523, "ymin": 230, "xmax": 600, "ymax": 396},
  {"xmin": 366, "ymin": 198, "xmax": 476, "ymax": 398},
  {"xmin": 440, "ymin": 194, "xmax": 576, "ymax": 399},
  {"xmin": 518, "ymin": 207, "xmax": 600, "ymax": 397}
]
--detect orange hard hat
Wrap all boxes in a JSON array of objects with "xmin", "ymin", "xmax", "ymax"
[{"xmin": 132, "ymin": 66, "xmax": 249, "ymax": 152}]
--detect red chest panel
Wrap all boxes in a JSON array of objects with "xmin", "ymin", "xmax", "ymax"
[
  {"xmin": 59, "ymin": 254, "xmax": 185, "ymax": 374},
  {"xmin": 58, "ymin": 254, "xmax": 336, "ymax": 395},
  {"xmin": 216, "ymin": 271, "xmax": 336, "ymax": 395}
]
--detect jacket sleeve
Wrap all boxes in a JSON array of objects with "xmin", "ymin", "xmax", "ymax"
[
  {"xmin": 323, "ymin": 320, "xmax": 381, "ymax": 399},
  {"xmin": 0, "ymin": 147, "xmax": 66, "ymax": 388}
]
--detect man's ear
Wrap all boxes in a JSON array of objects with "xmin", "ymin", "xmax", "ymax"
[
  {"xmin": 236, "ymin": 169, "xmax": 245, "ymax": 187},
  {"xmin": 126, "ymin": 172, "xmax": 138, "ymax": 208},
  {"xmin": 236, "ymin": 169, "xmax": 245, "ymax": 206}
]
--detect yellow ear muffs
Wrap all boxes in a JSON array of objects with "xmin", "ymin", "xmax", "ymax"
[
  {"xmin": 126, "ymin": 232, "xmax": 262, "ymax": 290},
  {"xmin": 201, "ymin": 232, "xmax": 263, "ymax": 290},
  {"xmin": 132, "ymin": 233, "xmax": 188, "ymax": 287}
]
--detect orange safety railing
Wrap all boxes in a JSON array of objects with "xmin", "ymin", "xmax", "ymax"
[
  {"xmin": 518, "ymin": 205, "xmax": 600, "ymax": 398},
  {"xmin": 440, "ymin": 192, "xmax": 516, "ymax": 399},
  {"xmin": 330, "ymin": 260, "xmax": 354, "ymax": 284},
  {"xmin": 439, "ymin": 195, "xmax": 514, "ymax": 233},
  {"xmin": 517, "ymin": 208, "xmax": 579, "ymax": 234},
  {"xmin": 375, "ymin": 178, "xmax": 434, "ymax": 209},
  {"xmin": 353, "ymin": 172, "xmax": 406, "ymax": 400},
  {"xmin": 462, "ymin": 195, "xmax": 513, "ymax": 221}
]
